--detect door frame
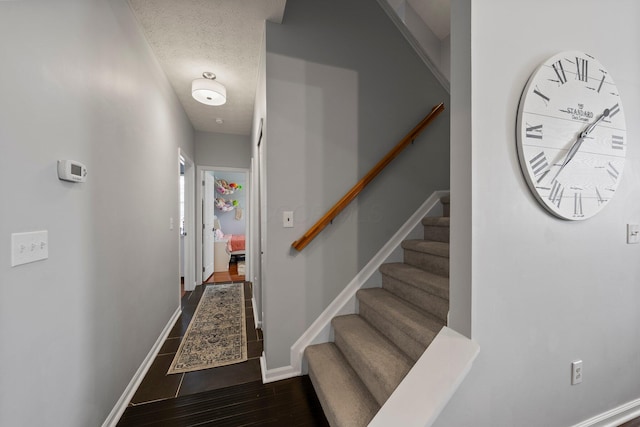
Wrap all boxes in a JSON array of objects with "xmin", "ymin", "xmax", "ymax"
[
  {"xmin": 196, "ymin": 165, "xmax": 251, "ymax": 285},
  {"xmin": 179, "ymin": 149, "xmax": 197, "ymax": 292}
]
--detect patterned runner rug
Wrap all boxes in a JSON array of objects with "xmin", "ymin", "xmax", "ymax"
[{"xmin": 168, "ymin": 283, "xmax": 247, "ymax": 374}]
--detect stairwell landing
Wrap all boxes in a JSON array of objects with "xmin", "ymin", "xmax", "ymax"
[{"xmin": 305, "ymin": 196, "xmax": 451, "ymax": 426}]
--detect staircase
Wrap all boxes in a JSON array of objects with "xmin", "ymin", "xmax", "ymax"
[{"xmin": 305, "ymin": 196, "xmax": 450, "ymax": 426}]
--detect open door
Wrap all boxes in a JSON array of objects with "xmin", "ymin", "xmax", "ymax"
[{"xmin": 202, "ymin": 171, "xmax": 215, "ymax": 281}]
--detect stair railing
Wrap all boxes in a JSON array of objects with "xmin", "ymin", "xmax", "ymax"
[{"xmin": 291, "ymin": 102, "xmax": 445, "ymax": 251}]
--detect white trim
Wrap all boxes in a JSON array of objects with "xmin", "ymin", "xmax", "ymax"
[
  {"xmin": 101, "ymin": 307, "xmax": 182, "ymax": 427},
  {"xmin": 368, "ymin": 327, "xmax": 479, "ymax": 427},
  {"xmin": 180, "ymin": 149, "xmax": 197, "ymax": 291},
  {"xmin": 259, "ymin": 353, "xmax": 301, "ymax": 384},
  {"xmin": 251, "ymin": 296, "xmax": 261, "ymax": 329},
  {"xmin": 196, "ymin": 165, "xmax": 251, "ymax": 286},
  {"xmin": 289, "ymin": 191, "xmax": 449, "ymax": 372},
  {"xmin": 571, "ymin": 398, "xmax": 640, "ymax": 427}
]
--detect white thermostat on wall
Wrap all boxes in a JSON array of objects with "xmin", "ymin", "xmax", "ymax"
[{"xmin": 57, "ymin": 160, "xmax": 87, "ymax": 183}]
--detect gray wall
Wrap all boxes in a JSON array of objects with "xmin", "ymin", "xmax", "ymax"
[
  {"xmin": 0, "ymin": 1, "xmax": 194, "ymax": 426},
  {"xmin": 195, "ymin": 131, "xmax": 251, "ymax": 168},
  {"xmin": 438, "ymin": 0, "xmax": 640, "ymax": 426},
  {"xmin": 262, "ymin": 0, "xmax": 450, "ymax": 368}
]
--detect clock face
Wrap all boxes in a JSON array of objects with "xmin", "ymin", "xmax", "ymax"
[{"xmin": 516, "ymin": 51, "xmax": 627, "ymax": 220}]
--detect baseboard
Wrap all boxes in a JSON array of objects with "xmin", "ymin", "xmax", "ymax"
[
  {"xmin": 101, "ymin": 307, "xmax": 182, "ymax": 427},
  {"xmin": 289, "ymin": 190, "xmax": 450, "ymax": 372},
  {"xmin": 260, "ymin": 352, "xmax": 301, "ymax": 384},
  {"xmin": 571, "ymin": 398, "xmax": 640, "ymax": 427}
]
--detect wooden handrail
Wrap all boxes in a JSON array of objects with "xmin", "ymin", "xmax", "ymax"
[{"xmin": 291, "ymin": 102, "xmax": 445, "ymax": 251}]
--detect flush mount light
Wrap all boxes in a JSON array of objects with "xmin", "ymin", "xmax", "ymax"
[{"xmin": 192, "ymin": 72, "xmax": 226, "ymax": 106}]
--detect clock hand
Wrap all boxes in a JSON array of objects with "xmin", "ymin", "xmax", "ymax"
[{"xmin": 552, "ymin": 108, "xmax": 610, "ymax": 182}]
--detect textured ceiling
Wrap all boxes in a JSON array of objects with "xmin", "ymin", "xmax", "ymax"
[{"xmin": 128, "ymin": 0, "xmax": 286, "ymax": 135}]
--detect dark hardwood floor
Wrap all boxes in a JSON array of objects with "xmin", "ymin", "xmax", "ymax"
[
  {"xmin": 118, "ymin": 282, "xmax": 329, "ymax": 426},
  {"xmin": 118, "ymin": 376, "xmax": 329, "ymax": 426}
]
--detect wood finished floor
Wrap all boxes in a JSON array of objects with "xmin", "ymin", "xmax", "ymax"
[
  {"xmin": 205, "ymin": 261, "xmax": 245, "ymax": 284},
  {"xmin": 119, "ymin": 282, "xmax": 329, "ymax": 426}
]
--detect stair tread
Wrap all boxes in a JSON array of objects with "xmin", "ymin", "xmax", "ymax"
[
  {"xmin": 421, "ymin": 216, "xmax": 450, "ymax": 227},
  {"xmin": 380, "ymin": 262, "xmax": 449, "ymax": 300},
  {"xmin": 305, "ymin": 343, "xmax": 379, "ymax": 427},
  {"xmin": 402, "ymin": 240, "xmax": 449, "ymax": 258},
  {"xmin": 357, "ymin": 288, "xmax": 444, "ymax": 350},
  {"xmin": 332, "ymin": 314, "xmax": 413, "ymax": 406}
]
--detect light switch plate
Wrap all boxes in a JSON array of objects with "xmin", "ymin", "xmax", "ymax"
[
  {"xmin": 627, "ymin": 224, "xmax": 640, "ymax": 244},
  {"xmin": 11, "ymin": 230, "xmax": 48, "ymax": 267}
]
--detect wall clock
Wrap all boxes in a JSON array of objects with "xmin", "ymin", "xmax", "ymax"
[{"xmin": 516, "ymin": 50, "xmax": 627, "ymax": 220}]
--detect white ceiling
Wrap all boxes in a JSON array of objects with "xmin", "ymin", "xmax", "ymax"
[{"xmin": 128, "ymin": 0, "xmax": 286, "ymax": 136}]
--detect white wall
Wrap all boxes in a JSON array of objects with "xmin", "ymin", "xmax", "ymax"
[
  {"xmin": 262, "ymin": 0, "xmax": 450, "ymax": 369},
  {"xmin": 0, "ymin": 1, "xmax": 194, "ymax": 426},
  {"xmin": 438, "ymin": 0, "xmax": 640, "ymax": 426},
  {"xmin": 195, "ymin": 131, "xmax": 251, "ymax": 168}
]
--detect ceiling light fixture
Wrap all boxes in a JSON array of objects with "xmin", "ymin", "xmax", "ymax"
[{"xmin": 192, "ymin": 72, "xmax": 226, "ymax": 106}]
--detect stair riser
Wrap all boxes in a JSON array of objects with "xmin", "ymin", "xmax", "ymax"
[
  {"xmin": 307, "ymin": 365, "xmax": 341, "ymax": 427},
  {"xmin": 381, "ymin": 275, "xmax": 449, "ymax": 323},
  {"xmin": 358, "ymin": 302, "xmax": 429, "ymax": 362},
  {"xmin": 442, "ymin": 201, "xmax": 450, "ymax": 217},
  {"xmin": 423, "ymin": 225, "xmax": 450, "ymax": 243},
  {"xmin": 306, "ymin": 344, "xmax": 379, "ymax": 427},
  {"xmin": 404, "ymin": 250, "xmax": 449, "ymax": 277},
  {"xmin": 333, "ymin": 324, "xmax": 406, "ymax": 406}
]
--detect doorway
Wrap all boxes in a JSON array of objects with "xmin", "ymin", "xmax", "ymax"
[
  {"xmin": 197, "ymin": 166, "xmax": 250, "ymax": 285},
  {"xmin": 179, "ymin": 150, "xmax": 196, "ymax": 294}
]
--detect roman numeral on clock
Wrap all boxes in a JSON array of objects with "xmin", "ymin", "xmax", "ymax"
[
  {"xmin": 529, "ymin": 151, "xmax": 550, "ymax": 183},
  {"xmin": 552, "ymin": 60, "xmax": 567, "ymax": 84},
  {"xmin": 526, "ymin": 123, "xmax": 543, "ymax": 139},
  {"xmin": 549, "ymin": 181, "xmax": 564, "ymax": 208},
  {"xmin": 573, "ymin": 192, "xmax": 583, "ymax": 217},
  {"xmin": 607, "ymin": 162, "xmax": 620, "ymax": 182},
  {"xmin": 575, "ymin": 57, "xmax": 588, "ymax": 82},
  {"xmin": 595, "ymin": 187, "xmax": 607, "ymax": 205},
  {"xmin": 533, "ymin": 86, "xmax": 550, "ymax": 105},
  {"xmin": 609, "ymin": 103, "xmax": 620, "ymax": 118},
  {"xmin": 611, "ymin": 135, "xmax": 625, "ymax": 150},
  {"xmin": 597, "ymin": 74, "xmax": 606, "ymax": 93}
]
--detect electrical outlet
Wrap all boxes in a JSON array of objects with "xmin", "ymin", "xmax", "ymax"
[{"xmin": 571, "ymin": 360, "xmax": 583, "ymax": 385}]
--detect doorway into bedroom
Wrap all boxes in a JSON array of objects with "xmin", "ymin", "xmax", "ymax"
[{"xmin": 201, "ymin": 168, "xmax": 248, "ymax": 284}]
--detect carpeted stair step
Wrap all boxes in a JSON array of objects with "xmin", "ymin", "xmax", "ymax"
[
  {"xmin": 305, "ymin": 343, "xmax": 379, "ymax": 427},
  {"xmin": 332, "ymin": 314, "xmax": 413, "ymax": 406},
  {"xmin": 379, "ymin": 262, "xmax": 449, "ymax": 322},
  {"xmin": 357, "ymin": 288, "xmax": 444, "ymax": 361},
  {"xmin": 402, "ymin": 240, "xmax": 449, "ymax": 277},
  {"xmin": 422, "ymin": 216, "xmax": 450, "ymax": 243}
]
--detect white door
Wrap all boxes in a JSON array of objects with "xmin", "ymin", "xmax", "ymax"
[{"xmin": 202, "ymin": 172, "xmax": 215, "ymax": 281}]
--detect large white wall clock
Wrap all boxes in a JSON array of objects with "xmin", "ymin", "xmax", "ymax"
[{"xmin": 516, "ymin": 50, "xmax": 627, "ymax": 220}]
